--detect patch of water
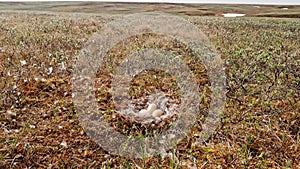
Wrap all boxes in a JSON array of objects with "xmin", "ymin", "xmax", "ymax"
[{"xmin": 222, "ymin": 13, "xmax": 246, "ymax": 17}]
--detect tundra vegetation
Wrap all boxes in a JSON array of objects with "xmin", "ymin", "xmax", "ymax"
[{"xmin": 0, "ymin": 3, "xmax": 299, "ymax": 168}]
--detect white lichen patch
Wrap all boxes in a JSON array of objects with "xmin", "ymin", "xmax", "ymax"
[{"xmin": 20, "ymin": 60, "xmax": 27, "ymax": 66}]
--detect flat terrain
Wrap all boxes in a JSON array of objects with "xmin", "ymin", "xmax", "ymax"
[
  {"xmin": 0, "ymin": 2, "xmax": 300, "ymax": 169},
  {"xmin": 0, "ymin": 2, "xmax": 300, "ymax": 17}
]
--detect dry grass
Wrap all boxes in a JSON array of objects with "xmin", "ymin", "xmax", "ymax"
[{"xmin": 0, "ymin": 7, "xmax": 299, "ymax": 169}]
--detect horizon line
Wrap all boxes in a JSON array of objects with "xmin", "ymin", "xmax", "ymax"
[{"xmin": 1, "ymin": 0, "xmax": 300, "ymax": 5}]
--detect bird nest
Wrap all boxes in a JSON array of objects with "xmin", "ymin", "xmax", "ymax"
[
  {"xmin": 93, "ymin": 33, "xmax": 210, "ymax": 137},
  {"xmin": 120, "ymin": 90, "xmax": 180, "ymax": 124}
]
